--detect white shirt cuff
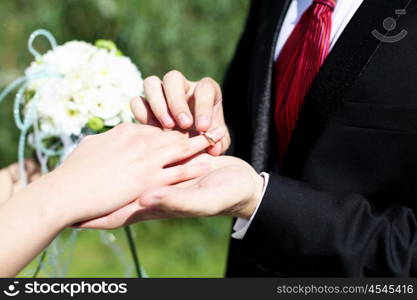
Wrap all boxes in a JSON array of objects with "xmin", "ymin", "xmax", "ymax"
[{"xmin": 231, "ymin": 172, "xmax": 270, "ymax": 240}]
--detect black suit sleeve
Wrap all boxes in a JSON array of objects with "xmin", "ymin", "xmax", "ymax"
[{"xmin": 242, "ymin": 172, "xmax": 417, "ymax": 277}]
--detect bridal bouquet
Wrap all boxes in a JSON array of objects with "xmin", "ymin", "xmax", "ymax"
[
  {"xmin": 0, "ymin": 29, "xmax": 144, "ymax": 277},
  {"xmin": 14, "ymin": 30, "xmax": 143, "ymax": 174}
]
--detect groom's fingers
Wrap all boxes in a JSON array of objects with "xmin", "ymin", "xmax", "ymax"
[
  {"xmin": 162, "ymin": 70, "xmax": 193, "ymax": 129},
  {"xmin": 143, "ymin": 76, "xmax": 175, "ymax": 129},
  {"xmin": 130, "ymin": 96, "xmax": 160, "ymax": 127},
  {"xmin": 193, "ymin": 78, "xmax": 215, "ymax": 132},
  {"xmin": 157, "ymin": 128, "xmax": 225, "ymax": 165},
  {"xmin": 194, "ymin": 77, "xmax": 221, "ymax": 132}
]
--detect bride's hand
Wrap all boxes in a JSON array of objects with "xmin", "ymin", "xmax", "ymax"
[
  {"xmin": 0, "ymin": 123, "xmax": 224, "ymax": 277},
  {"xmin": 78, "ymin": 154, "xmax": 264, "ymax": 229},
  {"xmin": 25, "ymin": 123, "xmax": 224, "ymax": 227}
]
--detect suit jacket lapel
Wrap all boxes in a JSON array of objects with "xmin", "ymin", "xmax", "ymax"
[
  {"xmin": 250, "ymin": 0, "xmax": 291, "ymax": 172},
  {"xmin": 282, "ymin": 0, "xmax": 412, "ymax": 177}
]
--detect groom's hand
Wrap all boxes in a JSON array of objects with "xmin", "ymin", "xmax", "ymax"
[
  {"xmin": 76, "ymin": 155, "xmax": 264, "ymax": 229},
  {"xmin": 130, "ymin": 70, "xmax": 230, "ymax": 156}
]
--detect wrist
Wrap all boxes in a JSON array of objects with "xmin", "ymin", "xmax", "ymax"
[
  {"xmin": 21, "ymin": 172, "xmax": 72, "ymax": 230},
  {"xmin": 237, "ymin": 173, "xmax": 265, "ymax": 219},
  {"xmin": 0, "ymin": 177, "xmax": 67, "ymax": 275}
]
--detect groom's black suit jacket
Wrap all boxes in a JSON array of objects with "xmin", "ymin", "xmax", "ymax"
[{"xmin": 223, "ymin": 0, "xmax": 417, "ymax": 277}]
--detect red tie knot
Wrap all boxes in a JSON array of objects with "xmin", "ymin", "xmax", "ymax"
[{"xmin": 313, "ymin": 0, "xmax": 337, "ymax": 10}]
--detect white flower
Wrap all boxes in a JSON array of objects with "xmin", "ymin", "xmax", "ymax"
[{"xmin": 24, "ymin": 40, "xmax": 143, "ymax": 138}]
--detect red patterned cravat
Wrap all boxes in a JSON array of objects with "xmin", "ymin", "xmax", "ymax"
[{"xmin": 274, "ymin": 0, "xmax": 336, "ymax": 162}]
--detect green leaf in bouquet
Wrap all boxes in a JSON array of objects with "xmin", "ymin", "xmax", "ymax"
[
  {"xmin": 24, "ymin": 90, "xmax": 36, "ymax": 104},
  {"xmin": 87, "ymin": 117, "xmax": 104, "ymax": 132},
  {"xmin": 41, "ymin": 136, "xmax": 63, "ymax": 150},
  {"xmin": 47, "ymin": 155, "xmax": 60, "ymax": 170},
  {"xmin": 94, "ymin": 39, "xmax": 123, "ymax": 56},
  {"xmin": 98, "ymin": 126, "xmax": 112, "ymax": 133}
]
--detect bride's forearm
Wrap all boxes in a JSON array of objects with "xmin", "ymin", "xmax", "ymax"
[{"xmin": 0, "ymin": 174, "xmax": 67, "ymax": 277}]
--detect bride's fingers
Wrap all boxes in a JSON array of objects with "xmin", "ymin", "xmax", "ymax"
[
  {"xmin": 206, "ymin": 141, "xmax": 222, "ymax": 156},
  {"xmin": 109, "ymin": 123, "xmax": 161, "ymax": 139},
  {"xmin": 157, "ymin": 128, "xmax": 225, "ymax": 166},
  {"xmin": 7, "ymin": 163, "xmax": 20, "ymax": 183},
  {"xmin": 24, "ymin": 159, "xmax": 39, "ymax": 176},
  {"xmin": 162, "ymin": 162, "xmax": 210, "ymax": 184},
  {"xmin": 7, "ymin": 159, "xmax": 39, "ymax": 185},
  {"xmin": 75, "ymin": 200, "xmax": 144, "ymax": 229}
]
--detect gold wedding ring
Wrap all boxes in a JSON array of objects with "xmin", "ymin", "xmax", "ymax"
[{"xmin": 202, "ymin": 132, "xmax": 216, "ymax": 146}]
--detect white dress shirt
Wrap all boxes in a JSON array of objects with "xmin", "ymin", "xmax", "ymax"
[{"xmin": 232, "ymin": 0, "xmax": 364, "ymax": 239}]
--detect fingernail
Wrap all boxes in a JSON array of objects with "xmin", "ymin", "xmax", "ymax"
[
  {"xmin": 197, "ymin": 115, "xmax": 210, "ymax": 130},
  {"xmin": 207, "ymin": 128, "xmax": 225, "ymax": 142},
  {"xmin": 161, "ymin": 113, "xmax": 174, "ymax": 127},
  {"xmin": 178, "ymin": 112, "xmax": 192, "ymax": 127}
]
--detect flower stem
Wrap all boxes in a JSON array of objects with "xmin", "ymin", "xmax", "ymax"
[
  {"xmin": 124, "ymin": 226, "xmax": 142, "ymax": 278},
  {"xmin": 33, "ymin": 250, "xmax": 47, "ymax": 278}
]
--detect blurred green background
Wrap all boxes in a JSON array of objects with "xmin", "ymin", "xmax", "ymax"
[{"xmin": 0, "ymin": 0, "xmax": 249, "ymax": 277}]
